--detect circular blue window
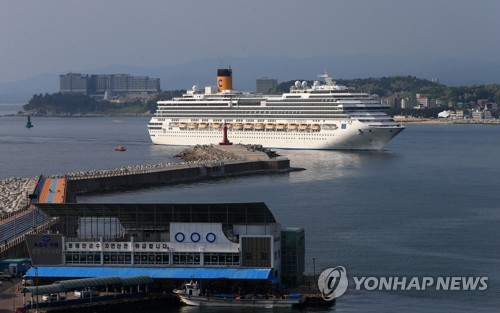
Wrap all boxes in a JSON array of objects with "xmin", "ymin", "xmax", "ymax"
[
  {"xmin": 175, "ymin": 232, "xmax": 185, "ymax": 242},
  {"xmin": 206, "ymin": 232, "xmax": 216, "ymax": 243},
  {"xmin": 190, "ymin": 232, "xmax": 201, "ymax": 243}
]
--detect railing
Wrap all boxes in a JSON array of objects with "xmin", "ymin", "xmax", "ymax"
[{"xmin": 0, "ymin": 217, "xmax": 59, "ymax": 254}]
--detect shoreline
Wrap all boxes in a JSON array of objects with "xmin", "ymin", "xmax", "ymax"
[
  {"xmin": 4, "ymin": 112, "xmax": 499, "ymax": 125},
  {"xmin": 398, "ymin": 118, "xmax": 500, "ymax": 125}
]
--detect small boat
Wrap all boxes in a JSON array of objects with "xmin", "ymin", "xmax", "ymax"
[
  {"xmin": 243, "ymin": 123, "xmax": 254, "ymax": 130},
  {"xmin": 298, "ymin": 124, "xmax": 309, "ymax": 130},
  {"xmin": 115, "ymin": 146, "xmax": 126, "ymax": 151},
  {"xmin": 178, "ymin": 122, "xmax": 187, "ymax": 128},
  {"xmin": 276, "ymin": 123, "xmax": 286, "ymax": 130},
  {"xmin": 232, "ymin": 123, "xmax": 243, "ymax": 130},
  {"xmin": 265, "ymin": 123, "xmax": 275, "ymax": 130},
  {"xmin": 174, "ymin": 280, "xmax": 305, "ymax": 308},
  {"xmin": 199, "ymin": 123, "xmax": 208, "ymax": 128},
  {"xmin": 25, "ymin": 116, "xmax": 34, "ymax": 128},
  {"xmin": 312, "ymin": 124, "xmax": 321, "ymax": 130},
  {"xmin": 287, "ymin": 124, "xmax": 297, "ymax": 130},
  {"xmin": 212, "ymin": 123, "xmax": 222, "ymax": 128},
  {"xmin": 254, "ymin": 123, "xmax": 264, "ymax": 130},
  {"xmin": 187, "ymin": 122, "xmax": 198, "ymax": 129}
]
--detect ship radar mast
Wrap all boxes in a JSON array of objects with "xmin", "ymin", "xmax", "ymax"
[{"xmin": 318, "ymin": 69, "xmax": 336, "ymax": 86}]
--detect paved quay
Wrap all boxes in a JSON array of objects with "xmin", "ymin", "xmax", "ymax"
[{"xmin": 0, "ymin": 278, "xmax": 22, "ymax": 313}]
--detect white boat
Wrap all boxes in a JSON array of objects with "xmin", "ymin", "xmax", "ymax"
[
  {"xmin": 147, "ymin": 68, "xmax": 405, "ymax": 150},
  {"xmin": 174, "ymin": 281, "xmax": 305, "ymax": 308}
]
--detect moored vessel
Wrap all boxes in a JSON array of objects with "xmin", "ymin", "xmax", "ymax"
[
  {"xmin": 174, "ymin": 281, "xmax": 305, "ymax": 308},
  {"xmin": 148, "ymin": 68, "xmax": 405, "ymax": 150}
]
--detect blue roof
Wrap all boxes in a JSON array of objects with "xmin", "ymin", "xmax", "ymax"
[{"xmin": 26, "ymin": 266, "xmax": 272, "ymax": 280}]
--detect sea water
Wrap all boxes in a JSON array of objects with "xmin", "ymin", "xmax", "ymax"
[{"xmin": 0, "ymin": 109, "xmax": 499, "ymax": 312}]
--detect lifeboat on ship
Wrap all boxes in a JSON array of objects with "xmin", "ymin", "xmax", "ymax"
[
  {"xmin": 178, "ymin": 122, "xmax": 187, "ymax": 128},
  {"xmin": 187, "ymin": 122, "xmax": 198, "ymax": 129},
  {"xmin": 115, "ymin": 146, "xmax": 126, "ymax": 152},
  {"xmin": 199, "ymin": 123, "xmax": 208, "ymax": 128},
  {"xmin": 212, "ymin": 123, "xmax": 222, "ymax": 129},
  {"xmin": 233, "ymin": 123, "xmax": 243, "ymax": 130},
  {"xmin": 276, "ymin": 123, "xmax": 286, "ymax": 130},
  {"xmin": 299, "ymin": 124, "xmax": 309, "ymax": 130},
  {"xmin": 312, "ymin": 124, "xmax": 321, "ymax": 131},
  {"xmin": 265, "ymin": 123, "xmax": 275, "ymax": 130},
  {"xmin": 287, "ymin": 123, "xmax": 298, "ymax": 130},
  {"xmin": 244, "ymin": 123, "xmax": 254, "ymax": 130},
  {"xmin": 254, "ymin": 123, "xmax": 264, "ymax": 130}
]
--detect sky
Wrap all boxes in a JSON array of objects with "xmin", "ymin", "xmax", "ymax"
[{"xmin": 0, "ymin": 0, "xmax": 499, "ymax": 84}]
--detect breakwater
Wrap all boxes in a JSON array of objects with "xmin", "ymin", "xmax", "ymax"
[
  {"xmin": 65, "ymin": 158, "xmax": 291, "ymax": 199},
  {"xmin": 63, "ymin": 144, "xmax": 294, "ymax": 198},
  {"xmin": 0, "ymin": 145, "xmax": 296, "ymax": 211},
  {"xmin": 0, "ymin": 177, "xmax": 37, "ymax": 214}
]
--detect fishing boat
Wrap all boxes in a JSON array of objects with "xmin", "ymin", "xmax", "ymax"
[
  {"xmin": 174, "ymin": 281, "xmax": 305, "ymax": 308},
  {"xmin": 115, "ymin": 146, "xmax": 126, "ymax": 151}
]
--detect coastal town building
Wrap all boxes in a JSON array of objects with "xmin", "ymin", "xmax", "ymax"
[
  {"xmin": 256, "ymin": 77, "xmax": 278, "ymax": 94},
  {"xmin": 381, "ymin": 94, "xmax": 401, "ymax": 109},
  {"xmin": 60, "ymin": 73, "xmax": 161, "ymax": 98},
  {"xmin": 59, "ymin": 73, "xmax": 89, "ymax": 94}
]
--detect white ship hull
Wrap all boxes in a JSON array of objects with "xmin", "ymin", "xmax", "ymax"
[
  {"xmin": 178, "ymin": 294, "xmax": 304, "ymax": 308},
  {"xmin": 149, "ymin": 121, "xmax": 404, "ymax": 150}
]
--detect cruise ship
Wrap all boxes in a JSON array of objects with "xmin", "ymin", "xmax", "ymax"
[{"xmin": 148, "ymin": 68, "xmax": 405, "ymax": 150}]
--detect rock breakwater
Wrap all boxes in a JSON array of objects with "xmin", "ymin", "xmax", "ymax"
[
  {"xmin": 175, "ymin": 145, "xmax": 245, "ymax": 162},
  {"xmin": 0, "ymin": 177, "xmax": 36, "ymax": 214}
]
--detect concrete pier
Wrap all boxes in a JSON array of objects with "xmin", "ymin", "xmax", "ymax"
[{"xmin": 66, "ymin": 157, "xmax": 291, "ymax": 197}]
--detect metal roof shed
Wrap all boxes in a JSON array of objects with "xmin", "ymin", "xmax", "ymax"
[
  {"xmin": 55, "ymin": 276, "xmax": 122, "ymax": 290},
  {"xmin": 22, "ymin": 284, "xmax": 65, "ymax": 296}
]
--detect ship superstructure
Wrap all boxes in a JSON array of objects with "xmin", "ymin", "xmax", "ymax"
[{"xmin": 148, "ymin": 68, "xmax": 404, "ymax": 150}]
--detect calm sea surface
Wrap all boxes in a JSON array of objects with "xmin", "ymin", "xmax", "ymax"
[{"xmin": 1, "ymin": 104, "xmax": 499, "ymax": 312}]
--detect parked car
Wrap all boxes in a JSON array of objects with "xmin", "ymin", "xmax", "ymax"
[
  {"xmin": 42, "ymin": 293, "xmax": 65, "ymax": 302},
  {"xmin": 0, "ymin": 272, "xmax": 13, "ymax": 280},
  {"xmin": 74, "ymin": 288, "xmax": 99, "ymax": 298},
  {"xmin": 22, "ymin": 276, "xmax": 33, "ymax": 286}
]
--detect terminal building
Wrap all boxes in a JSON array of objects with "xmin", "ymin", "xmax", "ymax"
[{"xmin": 25, "ymin": 203, "xmax": 305, "ymax": 287}]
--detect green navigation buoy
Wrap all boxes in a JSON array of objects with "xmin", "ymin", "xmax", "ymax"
[{"xmin": 26, "ymin": 116, "xmax": 34, "ymax": 128}]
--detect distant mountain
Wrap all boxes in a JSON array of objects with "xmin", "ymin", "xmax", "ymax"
[{"xmin": 1, "ymin": 55, "xmax": 499, "ymax": 103}]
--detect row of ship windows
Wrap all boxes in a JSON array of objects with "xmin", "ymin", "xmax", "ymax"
[
  {"xmin": 64, "ymin": 252, "xmax": 241, "ymax": 266},
  {"xmin": 157, "ymin": 110, "xmax": 350, "ymax": 114},
  {"xmin": 155, "ymin": 115, "xmax": 351, "ymax": 119},
  {"xmin": 168, "ymin": 119, "xmax": 324, "ymax": 123},
  {"xmin": 156, "ymin": 131, "xmax": 332, "ymax": 136},
  {"xmin": 155, "ymin": 134, "xmax": 331, "ymax": 140}
]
